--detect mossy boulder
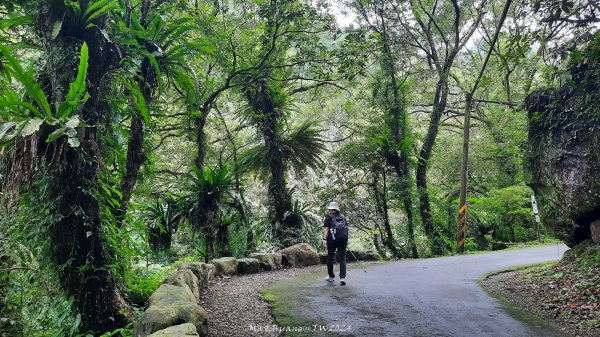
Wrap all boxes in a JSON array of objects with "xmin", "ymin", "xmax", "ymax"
[
  {"xmin": 347, "ymin": 250, "xmax": 380, "ymax": 261},
  {"xmin": 134, "ymin": 303, "xmax": 208, "ymax": 337},
  {"xmin": 149, "ymin": 284, "xmax": 197, "ymax": 306},
  {"xmin": 591, "ymin": 220, "xmax": 600, "ymax": 244},
  {"xmin": 162, "ymin": 269, "xmax": 200, "ymax": 302},
  {"xmin": 177, "ymin": 262, "xmax": 215, "ymax": 288},
  {"xmin": 318, "ymin": 252, "xmax": 327, "ymax": 264},
  {"xmin": 237, "ymin": 258, "xmax": 260, "ymax": 274},
  {"xmin": 134, "ymin": 284, "xmax": 208, "ymax": 337},
  {"xmin": 207, "ymin": 257, "xmax": 238, "ymax": 276},
  {"xmin": 271, "ymin": 252, "xmax": 283, "ymax": 269},
  {"xmin": 525, "ymin": 56, "xmax": 600, "ymax": 247},
  {"xmin": 148, "ymin": 323, "xmax": 199, "ymax": 337},
  {"xmin": 248, "ymin": 252, "xmax": 283, "ymax": 270},
  {"xmin": 277, "ymin": 243, "xmax": 319, "ymax": 267}
]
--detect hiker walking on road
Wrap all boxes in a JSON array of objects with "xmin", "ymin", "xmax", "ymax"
[{"xmin": 323, "ymin": 201, "xmax": 349, "ymax": 285}]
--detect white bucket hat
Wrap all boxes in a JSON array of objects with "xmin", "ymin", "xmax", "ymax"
[{"xmin": 327, "ymin": 201, "xmax": 340, "ymax": 211}]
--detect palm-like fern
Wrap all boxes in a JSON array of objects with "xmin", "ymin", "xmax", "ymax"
[
  {"xmin": 141, "ymin": 194, "xmax": 185, "ymax": 251},
  {"xmin": 183, "ymin": 165, "xmax": 234, "ymax": 259},
  {"xmin": 239, "ymin": 120, "xmax": 326, "ymax": 177}
]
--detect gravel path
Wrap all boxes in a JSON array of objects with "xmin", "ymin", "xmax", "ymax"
[{"xmin": 200, "ymin": 264, "xmax": 326, "ymax": 337}]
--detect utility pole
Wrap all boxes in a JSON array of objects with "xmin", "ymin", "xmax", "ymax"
[
  {"xmin": 457, "ymin": 0, "xmax": 513, "ymax": 254},
  {"xmin": 457, "ymin": 93, "xmax": 472, "ymax": 254},
  {"xmin": 531, "ymin": 195, "xmax": 542, "ymax": 243}
]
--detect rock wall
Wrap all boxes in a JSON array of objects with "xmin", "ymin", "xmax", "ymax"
[{"xmin": 525, "ymin": 56, "xmax": 600, "ymax": 246}]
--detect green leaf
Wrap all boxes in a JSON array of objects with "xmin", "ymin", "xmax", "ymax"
[
  {"xmin": 122, "ymin": 77, "xmax": 150, "ymax": 125},
  {"xmin": 0, "ymin": 94, "xmax": 43, "ymax": 118},
  {"xmin": 46, "ymin": 125, "xmax": 69, "ymax": 143},
  {"xmin": 0, "ymin": 121, "xmax": 17, "ymax": 140},
  {"xmin": 57, "ymin": 42, "xmax": 89, "ymax": 119},
  {"xmin": 0, "ymin": 14, "xmax": 34, "ymax": 29},
  {"xmin": 21, "ymin": 117, "xmax": 44, "ymax": 136},
  {"xmin": 0, "ymin": 45, "xmax": 52, "ymax": 118},
  {"xmin": 65, "ymin": 115, "xmax": 80, "ymax": 128},
  {"xmin": 68, "ymin": 136, "xmax": 80, "ymax": 147},
  {"xmin": 52, "ymin": 19, "xmax": 63, "ymax": 39},
  {"xmin": 0, "ymin": 120, "xmax": 26, "ymax": 146}
]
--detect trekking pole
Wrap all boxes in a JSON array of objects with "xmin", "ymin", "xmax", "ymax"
[{"xmin": 348, "ymin": 250, "xmax": 367, "ymax": 274}]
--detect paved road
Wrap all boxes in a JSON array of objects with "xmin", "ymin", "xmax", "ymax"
[{"xmin": 274, "ymin": 244, "xmax": 570, "ymax": 337}]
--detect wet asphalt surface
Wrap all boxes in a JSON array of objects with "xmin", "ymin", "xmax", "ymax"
[{"xmin": 284, "ymin": 244, "xmax": 570, "ymax": 337}]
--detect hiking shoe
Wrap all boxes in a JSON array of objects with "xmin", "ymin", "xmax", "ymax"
[
  {"xmin": 325, "ymin": 276, "xmax": 334, "ymax": 282},
  {"xmin": 340, "ymin": 278, "xmax": 346, "ymax": 285}
]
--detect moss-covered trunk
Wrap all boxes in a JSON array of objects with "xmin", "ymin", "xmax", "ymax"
[{"xmin": 36, "ymin": 4, "xmax": 131, "ymax": 332}]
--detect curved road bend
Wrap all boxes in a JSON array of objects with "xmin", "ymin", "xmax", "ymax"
[{"xmin": 286, "ymin": 244, "xmax": 569, "ymax": 337}]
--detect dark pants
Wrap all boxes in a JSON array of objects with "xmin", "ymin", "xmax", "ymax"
[{"xmin": 327, "ymin": 237, "xmax": 347, "ymax": 278}]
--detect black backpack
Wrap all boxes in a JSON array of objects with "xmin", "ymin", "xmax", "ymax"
[{"xmin": 330, "ymin": 214, "xmax": 348, "ymax": 241}]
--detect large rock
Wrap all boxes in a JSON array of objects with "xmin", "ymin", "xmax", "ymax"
[
  {"xmin": 134, "ymin": 303, "xmax": 208, "ymax": 337},
  {"xmin": 525, "ymin": 58, "xmax": 600, "ymax": 247},
  {"xmin": 148, "ymin": 323, "xmax": 199, "ymax": 337},
  {"xmin": 237, "ymin": 258, "xmax": 260, "ymax": 274},
  {"xmin": 248, "ymin": 253, "xmax": 274, "ymax": 270},
  {"xmin": 347, "ymin": 250, "xmax": 380, "ymax": 262},
  {"xmin": 149, "ymin": 284, "xmax": 196, "ymax": 306},
  {"xmin": 207, "ymin": 257, "xmax": 238, "ymax": 276},
  {"xmin": 271, "ymin": 252, "xmax": 283, "ymax": 269},
  {"xmin": 134, "ymin": 284, "xmax": 208, "ymax": 337},
  {"xmin": 248, "ymin": 253, "xmax": 283, "ymax": 270},
  {"xmin": 162, "ymin": 269, "xmax": 200, "ymax": 302},
  {"xmin": 178, "ymin": 262, "xmax": 215, "ymax": 288},
  {"xmin": 277, "ymin": 243, "xmax": 319, "ymax": 267},
  {"xmin": 201, "ymin": 263, "xmax": 216, "ymax": 280}
]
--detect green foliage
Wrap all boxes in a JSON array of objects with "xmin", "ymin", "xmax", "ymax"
[
  {"xmin": 240, "ymin": 120, "xmax": 326, "ymax": 178},
  {"xmin": 0, "ymin": 42, "xmax": 89, "ymax": 147},
  {"xmin": 186, "ymin": 165, "xmax": 234, "ymax": 222},
  {"xmin": 63, "ymin": 0, "xmax": 118, "ymax": 31},
  {"xmin": 141, "ymin": 194, "xmax": 187, "ymax": 252},
  {"xmin": 0, "ymin": 169, "xmax": 82, "ymax": 337},
  {"xmin": 123, "ymin": 264, "xmax": 174, "ymax": 304},
  {"xmin": 466, "ymin": 185, "xmax": 540, "ymax": 250}
]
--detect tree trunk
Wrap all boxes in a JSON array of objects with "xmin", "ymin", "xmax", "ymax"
[
  {"xmin": 194, "ymin": 106, "xmax": 210, "ymax": 171},
  {"xmin": 372, "ymin": 233, "xmax": 386, "ymax": 258},
  {"xmin": 416, "ymin": 75, "xmax": 449, "ymax": 255},
  {"xmin": 216, "ymin": 223, "xmax": 231, "ymax": 257},
  {"xmin": 115, "ymin": 38, "xmax": 159, "ymax": 224},
  {"xmin": 380, "ymin": 39, "xmax": 418, "ymax": 258},
  {"xmin": 372, "ymin": 169, "xmax": 403, "ymax": 258},
  {"xmin": 265, "ymin": 124, "xmax": 297, "ymax": 247},
  {"xmin": 36, "ymin": 5, "xmax": 131, "ymax": 332},
  {"xmin": 243, "ymin": 79, "xmax": 299, "ymax": 248}
]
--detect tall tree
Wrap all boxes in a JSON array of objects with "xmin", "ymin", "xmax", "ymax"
[
  {"xmin": 238, "ymin": 0, "xmax": 336, "ymax": 248},
  {"xmin": 394, "ymin": 0, "xmax": 486, "ymax": 254},
  {"xmin": 353, "ymin": 0, "xmax": 419, "ymax": 257},
  {"xmin": 1, "ymin": 1, "xmax": 130, "ymax": 332}
]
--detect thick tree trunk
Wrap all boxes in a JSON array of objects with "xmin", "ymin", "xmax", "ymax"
[
  {"xmin": 216, "ymin": 223, "xmax": 231, "ymax": 257},
  {"xmin": 115, "ymin": 45, "xmax": 158, "ymax": 223},
  {"xmin": 372, "ymin": 233, "xmax": 385, "ymax": 258},
  {"xmin": 36, "ymin": 5, "xmax": 131, "ymax": 332},
  {"xmin": 416, "ymin": 75, "xmax": 449, "ymax": 255},
  {"xmin": 380, "ymin": 41, "xmax": 418, "ymax": 258},
  {"xmin": 372, "ymin": 170, "xmax": 403, "ymax": 258},
  {"xmin": 265, "ymin": 123, "xmax": 298, "ymax": 247}
]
